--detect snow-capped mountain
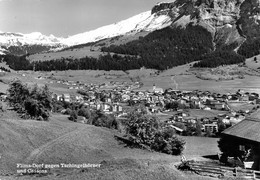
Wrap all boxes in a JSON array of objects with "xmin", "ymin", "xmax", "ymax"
[
  {"xmin": 0, "ymin": 47, "xmax": 7, "ymax": 55},
  {"xmin": 0, "ymin": 8, "xmax": 174, "ymax": 47},
  {"xmin": 0, "ymin": 32, "xmax": 65, "ymax": 55},
  {"xmin": 62, "ymin": 10, "xmax": 173, "ymax": 46},
  {"xmin": 0, "ymin": 4, "xmax": 175, "ymax": 55},
  {"xmin": 1, "ymin": 0, "xmax": 260, "ymax": 57},
  {"xmin": 0, "ymin": 32, "xmax": 63, "ymax": 47}
]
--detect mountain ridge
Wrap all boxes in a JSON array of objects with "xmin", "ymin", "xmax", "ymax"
[
  {"xmin": 1, "ymin": 0, "xmax": 260, "ymax": 67},
  {"xmin": 0, "ymin": 7, "xmax": 175, "ymax": 55}
]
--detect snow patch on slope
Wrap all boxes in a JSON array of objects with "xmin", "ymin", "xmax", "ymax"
[
  {"xmin": 62, "ymin": 11, "xmax": 172, "ymax": 46},
  {"xmin": 0, "ymin": 8, "xmax": 174, "ymax": 49},
  {"xmin": 0, "ymin": 47, "xmax": 7, "ymax": 55}
]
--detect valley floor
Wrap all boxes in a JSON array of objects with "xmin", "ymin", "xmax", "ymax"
[
  {"xmin": 1, "ymin": 57, "xmax": 260, "ymax": 95},
  {"xmin": 0, "ymin": 57, "xmax": 259, "ymax": 179}
]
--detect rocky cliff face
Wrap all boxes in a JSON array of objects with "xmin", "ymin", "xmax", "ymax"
[
  {"xmin": 239, "ymin": 0, "xmax": 260, "ymax": 40},
  {"xmin": 151, "ymin": 0, "xmax": 260, "ymax": 52}
]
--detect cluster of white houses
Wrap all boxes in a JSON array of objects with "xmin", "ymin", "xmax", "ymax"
[{"xmin": 51, "ymin": 81, "xmax": 260, "ymax": 131}]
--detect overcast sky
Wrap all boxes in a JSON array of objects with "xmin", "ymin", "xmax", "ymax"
[{"xmin": 0, "ymin": 0, "xmax": 172, "ymax": 37}]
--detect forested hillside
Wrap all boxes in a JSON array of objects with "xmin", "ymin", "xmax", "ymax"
[
  {"xmin": 101, "ymin": 25, "xmax": 214, "ymax": 69},
  {"xmin": 238, "ymin": 38, "xmax": 260, "ymax": 58},
  {"xmin": 193, "ymin": 51, "xmax": 246, "ymax": 68}
]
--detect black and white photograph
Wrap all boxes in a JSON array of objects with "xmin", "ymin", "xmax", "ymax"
[{"xmin": 0, "ymin": 0, "xmax": 260, "ymax": 179}]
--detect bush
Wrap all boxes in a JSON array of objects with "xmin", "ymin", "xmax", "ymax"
[
  {"xmin": 77, "ymin": 107, "xmax": 91, "ymax": 119},
  {"xmin": 89, "ymin": 110, "xmax": 118, "ymax": 129},
  {"xmin": 125, "ymin": 108, "xmax": 159, "ymax": 146},
  {"xmin": 24, "ymin": 99, "xmax": 41, "ymax": 118},
  {"xmin": 69, "ymin": 110, "xmax": 78, "ymax": 122},
  {"xmin": 152, "ymin": 127, "xmax": 185, "ymax": 155},
  {"xmin": 182, "ymin": 123, "xmax": 196, "ymax": 136},
  {"xmin": 124, "ymin": 106, "xmax": 185, "ymax": 155},
  {"xmin": 51, "ymin": 100, "xmax": 64, "ymax": 113}
]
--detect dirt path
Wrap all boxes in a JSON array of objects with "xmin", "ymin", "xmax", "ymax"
[
  {"xmin": 171, "ymin": 75, "xmax": 178, "ymax": 90},
  {"xmin": 25, "ymin": 126, "xmax": 86, "ymax": 164}
]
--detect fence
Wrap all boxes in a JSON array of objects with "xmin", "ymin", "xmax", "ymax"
[{"xmin": 189, "ymin": 162, "xmax": 260, "ymax": 179}]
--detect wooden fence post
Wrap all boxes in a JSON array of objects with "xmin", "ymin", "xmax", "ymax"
[{"xmin": 233, "ymin": 167, "xmax": 237, "ymax": 177}]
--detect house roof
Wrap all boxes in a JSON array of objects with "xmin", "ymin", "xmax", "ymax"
[
  {"xmin": 169, "ymin": 125, "xmax": 184, "ymax": 132},
  {"xmin": 222, "ymin": 110, "xmax": 260, "ymax": 143}
]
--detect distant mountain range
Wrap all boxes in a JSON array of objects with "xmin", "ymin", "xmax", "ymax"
[
  {"xmin": 1, "ymin": 0, "xmax": 260, "ymax": 70},
  {"xmin": 0, "ymin": 5, "xmax": 175, "ymax": 55}
]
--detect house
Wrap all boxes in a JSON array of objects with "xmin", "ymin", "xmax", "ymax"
[
  {"xmin": 112, "ymin": 105, "xmax": 118, "ymax": 112},
  {"xmin": 150, "ymin": 84, "xmax": 164, "ymax": 94},
  {"xmin": 203, "ymin": 106, "xmax": 211, "ymax": 110},
  {"xmin": 122, "ymin": 94, "xmax": 130, "ymax": 101},
  {"xmin": 221, "ymin": 118, "xmax": 231, "ymax": 125},
  {"xmin": 0, "ymin": 92, "xmax": 7, "ymax": 101},
  {"xmin": 214, "ymin": 103, "xmax": 226, "ymax": 110},
  {"xmin": 52, "ymin": 94, "xmax": 62, "ymax": 101},
  {"xmin": 204, "ymin": 123, "xmax": 218, "ymax": 133},
  {"xmin": 103, "ymin": 103, "xmax": 111, "ymax": 112},
  {"xmin": 106, "ymin": 98, "xmax": 112, "ymax": 103},
  {"xmin": 168, "ymin": 125, "xmax": 184, "ymax": 134},
  {"xmin": 222, "ymin": 110, "xmax": 260, "ymax": 170},
  {"xmin": 96, "ymin": 103, "xmax": 101, "ymax": 110},
  {"xmin": 62, "ymin": 94, "xmax": 70, "ymax": 102},
  {"xmin": 240, "ymin": 95, "xmax": 249, "ymax": 102},
  {"xmin": 256, "ymin": 99, "xmax": 260, "ymax": 105},
  {"xmin": 249, "ymin": 95, "xmax": 258, "ymax": 102},
  {"xmin": 117, "ymin": 105, "xmax": 123, "ymax": 112}
]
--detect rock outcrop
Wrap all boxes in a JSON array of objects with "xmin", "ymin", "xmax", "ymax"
[{"xmin": 151, "ymin": 0, "xmax": 260, "ymax": 52}]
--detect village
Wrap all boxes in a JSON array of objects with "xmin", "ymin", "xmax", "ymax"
[{"xmin": 50, "ymin": 79, "xmax": 260, "ymax": 137}]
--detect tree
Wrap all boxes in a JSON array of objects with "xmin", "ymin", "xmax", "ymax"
[
  {"xmin": 69, "ymin": 110, "xmax": 78, "ymax": 122},
  {"xmin": 165, "ymin": 101, "xmax": 179, "ymax": 110},
  {"xmin": 195, "ymin": 119, "xmax": 202, "ymax": 136},
  {"xmin": 126, "ymin": 108, "xmax": 159, "ymax": 146},
  {"xmin": 88, "ymin": 110, "xmax": 118, "ymax": 129},
  {"xmin": 7, "ymin": 80, "xmax": 51, "ymax": 120},
  {"xmin": 124, "ymin": 106, "xmax": 185, "ymax": 155},
  {"xmin": 40, "ymin": 84, "xmax": 52, "ymax": 110},
  {"xmin": 205, "ymin": 128, "xmax": 213, "ymax": 137},
  {"xmin": 217, "ymin": 119, "xmax": 226, "ymax": 135},
  {"xmin": 152, "ymin": 127, "xmax": 185, "ymax": 155},
  {"xmin": 7, "ymin": 80, "xmax": 30, "ymax": 110},
  {"xmin": 183, "ymin": 122, "xmax": 196, "ymax": 136},
  {"xmin": 77, "ymin": 107, "xmax": 91, "ymax": 119}
]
